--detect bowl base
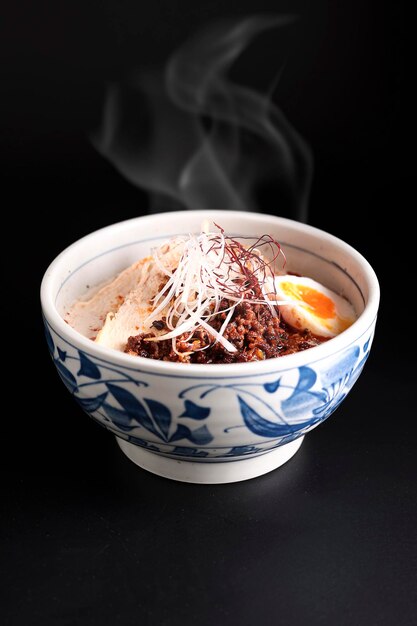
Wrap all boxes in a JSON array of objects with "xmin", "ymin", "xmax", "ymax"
[{"xmin": 116, "ymin": 436, "xmax": 304, "ymax": 484}]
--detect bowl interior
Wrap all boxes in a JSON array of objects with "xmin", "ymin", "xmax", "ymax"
[{"xmin": 50, "ymin": 212, "xmax": 368, "ymax": 329}]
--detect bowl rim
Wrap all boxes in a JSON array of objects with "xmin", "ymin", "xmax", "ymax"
[{"xmin": 40, "ymin": 210, "xmax": 380, "ymax": 376}]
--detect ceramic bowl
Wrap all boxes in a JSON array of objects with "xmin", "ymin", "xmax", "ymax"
[{"xmin": 41, "ymin": 211, "xmax": 379, "ymax": 483}]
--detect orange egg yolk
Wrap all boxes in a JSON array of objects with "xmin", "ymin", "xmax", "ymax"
[{"xmin": 281, "ymin": 282, "xmax": 336, "ymax": 319}]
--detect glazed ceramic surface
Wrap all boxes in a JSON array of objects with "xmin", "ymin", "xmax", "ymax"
[{"xmin": 41, "ymin": 211, "xmax": 379, "ymax": 483}]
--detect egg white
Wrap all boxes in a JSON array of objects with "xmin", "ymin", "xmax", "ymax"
[{"xmin": 272, "ymin": 275, "xmax": 356, "ymax": 338}]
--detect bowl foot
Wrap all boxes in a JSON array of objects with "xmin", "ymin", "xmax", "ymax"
[{"xmin": 115, "ymin": 436, "xmax": 304, "ymax": 484}]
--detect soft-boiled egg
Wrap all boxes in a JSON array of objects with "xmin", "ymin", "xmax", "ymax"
[{"xmin": 273, "ymin": 275, "xmax": 356, "ymax": 338}]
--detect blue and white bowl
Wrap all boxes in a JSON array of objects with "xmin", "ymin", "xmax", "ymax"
[{"xmin": 41, "ymin": 211, "xmax": 380, "ymax": 483}]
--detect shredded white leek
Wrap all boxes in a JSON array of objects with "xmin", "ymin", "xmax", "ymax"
[{"xmin": 144, "ymin": 229, "xmax": 286, "ymax": 354}]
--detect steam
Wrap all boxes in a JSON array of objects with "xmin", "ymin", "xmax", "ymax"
[{"xmin": 94, "ymin": 16, "xmax": 313, "ymax": 220}]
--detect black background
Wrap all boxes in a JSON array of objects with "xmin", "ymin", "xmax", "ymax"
[{"xmin": 2, "ymin": 2, "xmax": 415, "ymax": 625}]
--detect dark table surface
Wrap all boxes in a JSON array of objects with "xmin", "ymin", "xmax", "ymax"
[
  {"xmin": 2, "ymin": 332, "xmax": 416, "ymax": 626},
  {"xmin": 2, "ymin": 1, "xmax": 415, "ymax": 624}
]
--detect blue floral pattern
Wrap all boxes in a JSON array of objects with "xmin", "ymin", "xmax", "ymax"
[{"xmin": 44, "ymin": 320, "xmax": 373, "ymax": 461}]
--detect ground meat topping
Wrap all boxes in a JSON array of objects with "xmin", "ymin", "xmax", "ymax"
[{"xmin": 125, "ymin": 299, "xmax": 325, "ymax": 363}]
